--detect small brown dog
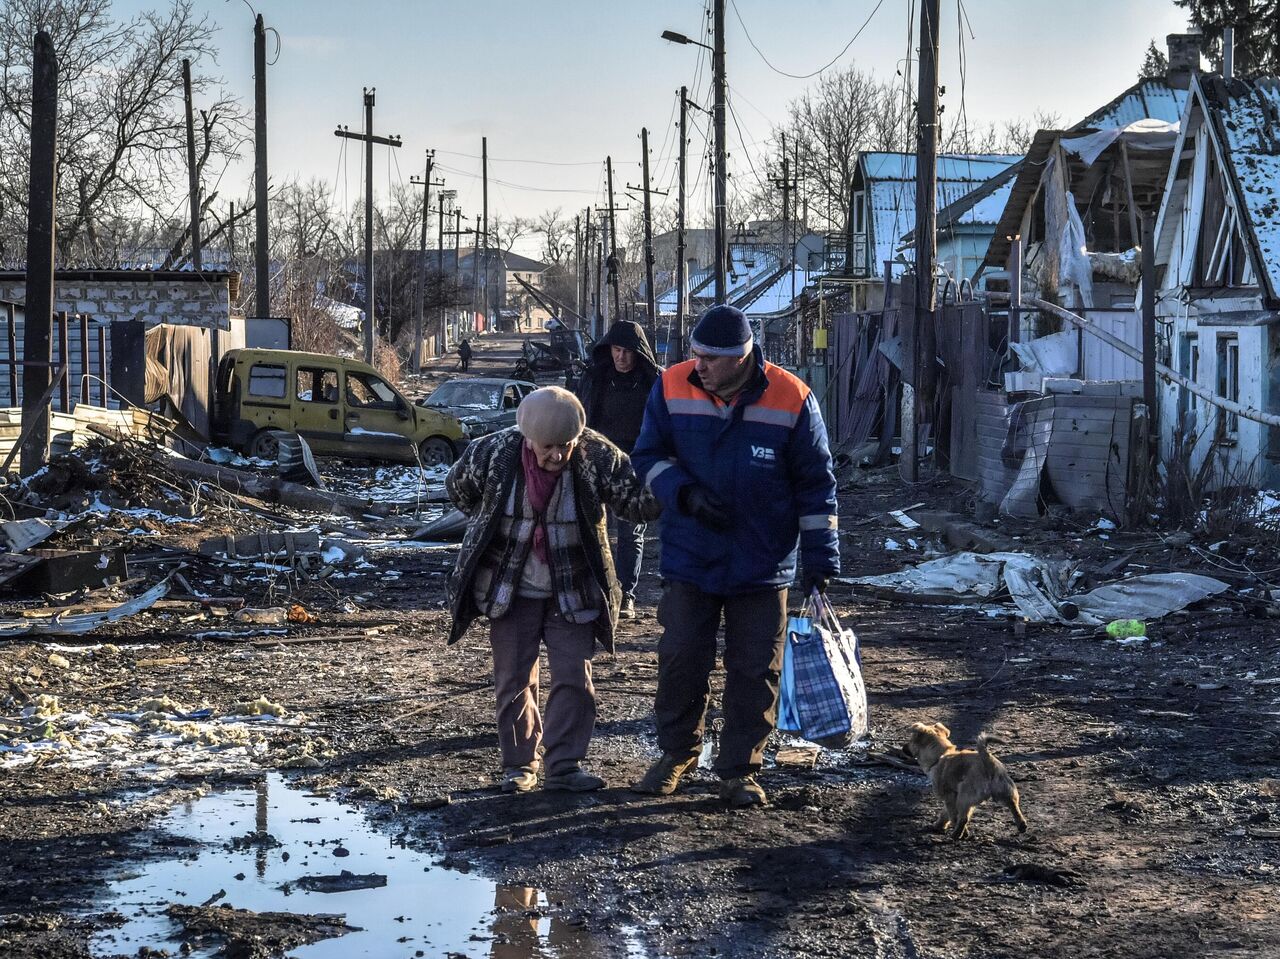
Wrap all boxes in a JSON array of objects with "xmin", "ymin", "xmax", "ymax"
[{"xmin": 902, "ymin": 721, "xmax": 1028, "ymax": 839}]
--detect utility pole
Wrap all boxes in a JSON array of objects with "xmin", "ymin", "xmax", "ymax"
[
  {"xmin": 713, "ymin": 0, "xmax": 728, "ymax": 304},
  {"xmin": 334, "ymin": 88, "xmax": 402, "ymax": 364},
  {"xmin": 437, "ymin": 191, "xmax": 451, "ymax": 352},
  {"xmin": 472, "ymin": 214, "xmax": 482, "ymax": 332},
  {"xmin": 676, "ymin": 87, "xmax": 689, "ymax": 358},
  {"xmin": 182, "ymin": 60, "xmax": 203, "ymax": 271},
  {"xmin": 583, "ymin": 210, "xmax": 594, "ymax": 333},
  {"xmin": 908, "ymin": 0, "xmax": 941, "ymax": 482},
  {"xmin": 481, "ymin": 136, "xmax": 490, "ymax": 331},
  {"xmin": 409, "ymin": 151, "xmax": 443, "ymax": 369},
  {"xmin": 606, "ymin": 156, "xmax": 621, "ymax": 321},
  {"xmin": 574, "ymin": 213, "xmax": 582, "ymax": 321},
  {"xmin": 20, "ymin": 31, "xmax": 56, "ymax": 476},
  {"xmin": 770, "ymin": 132, "xmax": 798, "ymax": 302},
  {"xmin": 253, "ymin": 14, "xmax": 269, "ymax": 319},
  {"xmin": 640, "ymin": 128, "xmax": 657, "ymax": 327}
]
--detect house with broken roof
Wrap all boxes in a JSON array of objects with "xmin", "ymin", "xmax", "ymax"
[
  {"xmin": 846, "ymin": 152, "xmax": 1021, "ymax": 310},
  {"xmin": 948, "ymin": 37, "xmax": 1205, "ymax": 518},
  {"xmin": 977, "ymin": 41, "xmax": 1195, "ymax": 387},
  {"xmin": 1151, "ymin": 73, "xmax": 1280, "ymax": 487}
]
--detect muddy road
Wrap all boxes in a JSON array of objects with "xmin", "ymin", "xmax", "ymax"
[{"xmin": 3, "ymin": 339, "xmax": 1280, "ymax": 957}]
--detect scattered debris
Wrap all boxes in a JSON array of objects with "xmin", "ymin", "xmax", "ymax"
[
  {"xmin": 996, "ymin": 863, "xmax": 1085, "ymax": 888},
  {"xmin": 166, "ymin": 904, "xmax": 358, "ymax": 954},
  {"xmin": 287, "ymin": 870, "xmax": 388, "ymax": 894},
  {"xmin": 844, "ymin": 552, "xmax": 1230, "ymax": 625},
  {"xmin": 0, "ymin": 578, "xmax": 170, "ymax": 637}
]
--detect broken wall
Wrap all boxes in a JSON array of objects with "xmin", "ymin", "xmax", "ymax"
[{"xmin": 0, "ymin": 273, "xmax": 232, "ymax": 331}]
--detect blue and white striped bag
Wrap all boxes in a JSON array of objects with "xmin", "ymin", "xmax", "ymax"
[{"xmin": 777, "ymin": 596, "xmax": 868, "ymax": 748}]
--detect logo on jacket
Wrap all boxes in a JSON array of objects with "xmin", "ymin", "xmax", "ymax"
[{"xmin": 750, "ymin": 445, "xmax": 777, "ymax": 463}]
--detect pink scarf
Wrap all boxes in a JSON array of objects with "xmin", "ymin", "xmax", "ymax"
[{"xmin": 521, "ymin": 442, "xmax": 563, "ymax": 564}]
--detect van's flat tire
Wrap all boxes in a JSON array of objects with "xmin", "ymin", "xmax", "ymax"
[
  {"xmin": 248, "ymin": 429, "xmax": 281, "ymax": 461},
  {"xmin": 419, "ymin": 437, "xmax": 455, "ymax": 468}
]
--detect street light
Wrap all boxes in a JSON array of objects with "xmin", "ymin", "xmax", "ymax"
[
  {"xmin": 662, "ymin": 7, "xmax": 728, "ymax": 305},
  {"xmin": 660, "ymin": 29, "xmax": 711, "ymax": 51}
]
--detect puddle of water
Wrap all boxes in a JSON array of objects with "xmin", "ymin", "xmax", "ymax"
[{"xmin": 89, "ymin": 773, "xmax": 650, "ymax": 958}]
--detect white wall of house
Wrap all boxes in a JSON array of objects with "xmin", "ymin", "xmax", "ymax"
[{"xmin": 1154, "ymin": 119, "xmax": 1277, "ymax": 486}]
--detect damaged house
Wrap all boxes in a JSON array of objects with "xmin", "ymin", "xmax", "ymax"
[
  {"xmin": 961, "ymin": 38, "xmax": 1201, "ymax": 519},
  {"xmin": 1152, "ymin": 73, "xmax": 1280, "ymax": 488},
  {"xmin": 0, "ymin": 269, "xmax": 242, "ymax": 442}
]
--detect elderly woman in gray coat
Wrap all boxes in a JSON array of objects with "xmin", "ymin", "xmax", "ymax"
[{"xmin": 445, "ymin": 386, "xmax": 659, "ymax": 793}]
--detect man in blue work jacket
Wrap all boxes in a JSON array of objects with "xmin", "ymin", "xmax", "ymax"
[{"xmin": 630, "ymin": 304, "xmax": 840, "ymax": 807}]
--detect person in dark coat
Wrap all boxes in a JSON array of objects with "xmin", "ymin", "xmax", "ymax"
[
  {"xmin": 574, "ymin": 321, "xmax": 661, "ymax": 619},
  {"xmin": 630, "ymin": 305, "xmax": 840, "ymax": 808},
  {"xmin": 458, "ymin": 338, "xmax": 474, "ymax": 372}
]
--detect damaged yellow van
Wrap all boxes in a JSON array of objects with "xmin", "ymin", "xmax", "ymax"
[{"xmin": 212, "ymin": 349, "xmax": 467, "ymax": 466}]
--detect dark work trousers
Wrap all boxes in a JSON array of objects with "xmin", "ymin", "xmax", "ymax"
[
  {"xmin": 488, "ymin": 596, "xmax": 597, "ymax": 775},
  {"xmin": 654, "ymin": 580, "xmax": 788, "ymax": 779},
  {"xmin": 609, "ymin": 510, "xmax": 646, "ymax": 600}
]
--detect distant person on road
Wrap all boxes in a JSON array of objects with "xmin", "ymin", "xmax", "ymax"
[
  {"xmin": 629, "ymin": 305, "xmax": 840, "ymax": 808},
  {"xmin": 574, "ymin": 320, "xmax": 662, "ymax": 620},
  {"xmin": 445, "ymin": 387, "xmax": 660, "ymax": 794},
  {"xmin": 458, "ymin": 338, "xmax": 474, "ymax": 372}
]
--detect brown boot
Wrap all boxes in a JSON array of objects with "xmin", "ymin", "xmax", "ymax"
[
  {"xmin": 719, "ymin": 775, "xmax": 767, "ymax": 808},
  {"xmin": 631, "ymin": 752, "xmax": 699, "ymax": 795}
]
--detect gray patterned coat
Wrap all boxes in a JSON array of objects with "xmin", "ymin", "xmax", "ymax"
[{"xmin": 444, "ymin": 427, "xmax": 660, "ymax": 650}]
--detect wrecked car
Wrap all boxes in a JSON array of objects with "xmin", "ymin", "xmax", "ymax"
[
  {"xmin": 212, "ymin": 349, "xmax": 467, "ymax": 466},
  {"xmin": 416, "ymin": 377, "xmax": 536, "ymax": 439}
]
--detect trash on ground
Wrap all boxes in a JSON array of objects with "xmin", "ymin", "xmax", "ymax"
[
  {"xmin": 0, "ymin": 578, "xmax": 170, "ymax": 638},
  {"xmin": 843, "ymin": 552, "xmax": 1229, "ymax": 626},
  {"xmin": 410, "ymin": 507, "xmax": 470, "ymax": 542},
  {"xmin": 233, "ymin": 607, "xmax": 289, "ymax": 626},
  {"xmin": 286, "ymin": 870, "xmax": 388, "ymax": 893}
]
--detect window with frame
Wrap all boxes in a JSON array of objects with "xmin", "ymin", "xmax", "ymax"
[
  {"xmin": 345, "ymin": 371, "xmax": 398, "ymax": 409},
  {"xmin": 296, "ymin": 367, "xmax": 338, "ymax": 403},
  {"xmin": 852, "ymin": 191, "xmax": 865, "ymax": 234},
  {"xmin": 247, "ymin": 364, "xmax": 287, "ymax": 399},
  {"xmin": 1216, "ymin": 334, "xmax": 1239, "ymax": 439},
  {"xmin": 1178, "ymin": 333, "xmax": 1199, "ymax": 424}
]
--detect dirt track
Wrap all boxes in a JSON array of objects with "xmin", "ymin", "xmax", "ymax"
[{"xmin": 3, "ymin": 335, "xmax": 1280, "ymax": 958}]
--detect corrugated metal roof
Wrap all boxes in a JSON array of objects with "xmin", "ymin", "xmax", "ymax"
[
  {"xmin": 859, "ymin": 153, "xmax": 1022, "ymax": 270},
  {"xmin": 860, "ymin": 152, "xmax": 1021, "ymax": 183},
  {"xmin": 738, "ymin": 266, "xmax": 816, "ymax": 316},
  {"xmin": 1078, "ymin": 79, "xmax": 1189, "ymax": 129}
]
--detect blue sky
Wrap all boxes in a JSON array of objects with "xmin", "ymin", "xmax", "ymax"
[{"xmin": 118, "ymin": 0, "xmax": 1192, "ymax": 254}]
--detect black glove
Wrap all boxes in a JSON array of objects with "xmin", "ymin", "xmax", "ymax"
[
  {"xmin": 803, "ymin": 574, "xmax": 829, "ymax": 596},
  {"xmin": 678, "ymin": 484, "xmax": 732, "ymax": 532}
]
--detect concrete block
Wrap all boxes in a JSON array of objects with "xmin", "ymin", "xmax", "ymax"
[{"xmin": 76, "ymin": 301, "xmax": 99, "ymax": 313}]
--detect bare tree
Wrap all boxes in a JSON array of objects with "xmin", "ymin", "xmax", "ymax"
[
  {"xmin": 780, "ymin": 66, "xmax": 910, "ymax": 233},
  {"xmin": 0, "ymin": 0, "xmax": 247, "ymax": 266},
  {"xmin": 489, "ymin": 214, "xmax": 533, "ymax": 254},
  {"xmin": 536, "ymin": 208, "xmax": 573, "ymax": 267}
]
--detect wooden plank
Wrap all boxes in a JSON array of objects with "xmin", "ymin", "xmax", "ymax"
[
  {"xmin": 78, "ymin": 314, "xmax": 90, "ymax": 404},
  {"xmin": 5, "ymin": 303, "xmax": 15, "ymax": 405},
  {"xmin": 97, "ymin": 325, "xmax": 108, "ymax": 406}
]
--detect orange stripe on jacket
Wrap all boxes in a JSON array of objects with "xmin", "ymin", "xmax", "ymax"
[{"xmin": 660, "ymin": 359, "xmax": 809, "ymax": 415}]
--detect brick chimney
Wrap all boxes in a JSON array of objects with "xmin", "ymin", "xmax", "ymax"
[{"xmin": 1166, "ymin": 33, "xmax": 1202, "ymax": 88}]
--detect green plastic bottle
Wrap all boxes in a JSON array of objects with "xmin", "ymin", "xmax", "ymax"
[{"xmin": 1105, "ymin": 619, "xmax": 1146, "ymax": 639}]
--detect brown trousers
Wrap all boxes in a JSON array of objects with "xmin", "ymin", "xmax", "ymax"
[
  {"xmin": 654, "ymin": 580, "xmax": 788, "ymax": 779},
  {"xmin": 488, "ymin": 596, "xmax": 597, "ymax": 775}
]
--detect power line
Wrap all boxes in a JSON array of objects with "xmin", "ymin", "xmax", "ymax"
[
  {"xmin": 434, "ymin": 148, "xmax": 600, "ymax": 168},
  {"xmin": 729, "ymin": 0, "xmax": 890, "ymax": 80},
  {"xmin": 432, "ymin": 162, "xmax": 599, "ymax": 196}
]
